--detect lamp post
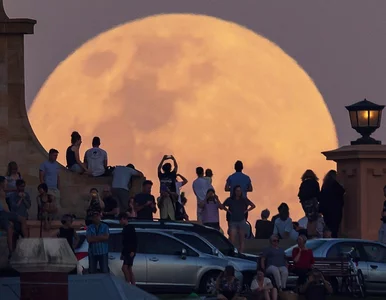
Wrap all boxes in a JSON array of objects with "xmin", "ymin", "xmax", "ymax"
[{"xmin": 345, "ymin": 99, "xmax": 385, "ymax": 145}]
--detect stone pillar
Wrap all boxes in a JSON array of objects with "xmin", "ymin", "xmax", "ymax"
[
  {"xmin": 0, "ymin": 0, "xmax": 36, "ymax": 169},
  {"xmin": 10, "ymin": 238, "xmax": 77, "ymax": 300},
  {"xmin": 322, "ymin": 144, "xmax": 386, "ymax": 240}
]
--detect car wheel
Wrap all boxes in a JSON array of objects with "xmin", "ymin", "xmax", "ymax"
[{"xmin": 199, "ymin": 271, "xmax": 221, "ymax": 295}]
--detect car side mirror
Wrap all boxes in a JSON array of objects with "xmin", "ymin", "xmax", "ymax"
[
  {"xmin": 213, "ymin": 249, "xmax": 219, "ymax": 256},
  {"xmin": 181, "ymin": 248, "xmax": 187, "ymax": 260}
]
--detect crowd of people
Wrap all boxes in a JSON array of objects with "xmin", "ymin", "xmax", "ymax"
[{"xmin": 1, "ymin": 130, "xmax": 386, "ymax": 299}]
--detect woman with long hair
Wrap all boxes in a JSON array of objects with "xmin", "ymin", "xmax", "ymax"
[
  {"xmin": 223, "ymin": 185, "xmax": 255, "ymax": 253},
  {"xmin": 298, "ymin": 169, "xmax": 320, "ymax": 219},
  {"xmin": 66, "ymin": 131, "xmax": 88, "ymax": 174},
  {"xmin": 216, "ymin": 265, "xmax": 245, "ymax": 300},
  {"xmin": 36, "ymin": 183, "xmax": 57, "ymax": 230},
  {"xmin": 319, "ymin": 170, "xmax": 345, "ymax": 238},
  {"xmin": 5, "ymin": 161, "xmax": 22, "ymax": 196}
]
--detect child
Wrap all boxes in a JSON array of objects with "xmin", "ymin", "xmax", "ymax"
[
  {"xmin": 57, "ymin": 214, "xmax": 79, "ymax": 252},
  {"xmin": 379, "ymin": 211, "xmax": 386, "ymax": 244}
]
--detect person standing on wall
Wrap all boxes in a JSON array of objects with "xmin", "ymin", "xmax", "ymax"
[
  {"xmin": 224, "ymin": 160, "xmax": 253, "ymax": 226},
  {"xmin": 119, "ymin": 212, "xmax": 137, "ymax": 285},
  {"xmin": 39, "ymin": 148, "xmax": 61, "ymax": 210},
  {"xmin": 157, "ymin": 155, "xmax": 178, "ymax": 193},
  {"xmin": 192, "ymin": 167, "xmax": 213, "ymax": 223}
]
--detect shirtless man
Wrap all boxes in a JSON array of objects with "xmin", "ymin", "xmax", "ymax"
[{"xmin": 0, "ymin": 176, "xmax": 28, "ymax": 259}]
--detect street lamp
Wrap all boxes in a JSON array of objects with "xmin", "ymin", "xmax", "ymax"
[{"xmin": 345, "ymin": 99, "xmax": 385, "ymax": 145}]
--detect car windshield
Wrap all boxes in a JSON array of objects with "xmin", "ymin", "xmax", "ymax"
[
  {"xmin": 285, "ymin": 239, "xmax": 327, "ymax": 256},
  {"xmin": 198, "ymin": 231, "xmax": 236, "ymax": 257}
]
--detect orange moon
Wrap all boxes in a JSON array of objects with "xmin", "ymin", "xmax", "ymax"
[{"xmin": 28, "ymin": 14, "xmax": 338, "ymax": 224}]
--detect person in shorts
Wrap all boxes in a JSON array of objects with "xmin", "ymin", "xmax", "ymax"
[
  {"xmin": 119, "ymin": 212, "xmax": 137, "ymax": 285},
  {"xmin": 223, "ymin": 185, "xmax": 255, "ymax": 253}
]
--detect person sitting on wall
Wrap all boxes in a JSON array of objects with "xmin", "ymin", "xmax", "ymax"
[
  {"xmin": 84, "ymin": 136, "xmax": 108, "ymax": 177},
  {"xmin": 66, "ymin": 131, "xmax": 89, "ymax": 174},
  {"xmin": 255, "ymin": 209, "xmax": 274, "ymax": 239}
]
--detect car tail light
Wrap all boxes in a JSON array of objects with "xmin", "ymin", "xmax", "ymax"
[{"xmin": 75, "ymin": 252, "xmax": 88, "ymax": 261}]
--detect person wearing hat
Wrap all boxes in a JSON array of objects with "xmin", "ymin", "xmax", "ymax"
[
  {"xmin": 157, "ymin": 185, "xmax": 177, "ymax": 220},
  {"xmin": 291, "ymin": 235, "xmax": 315, "ymax": 287},
  {"xmin": 86, "ymin": 211, "xmax": 110, "ymax": 274}
]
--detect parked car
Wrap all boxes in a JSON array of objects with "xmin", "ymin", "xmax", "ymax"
[
  {"xmin": 75, "ymin": 227, "xmax": 243, "ymax": 294},
  {"xmin": 150, "ymin": 229, "xmax": 258, "ymax": 288},
  {"xmin": 285, "ymin": 238, "xmax": 386, "ymax": 294},
  {"xmin": 99, "ymin": 219, "xmax": 258, "ymax": 262}
]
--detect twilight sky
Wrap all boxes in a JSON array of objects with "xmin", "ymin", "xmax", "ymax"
[{"xmin": 5, "ymin": 0, "xmax": 386, "ymax": 146}]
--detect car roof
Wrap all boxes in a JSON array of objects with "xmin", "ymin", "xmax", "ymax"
[
  {"xmin": 100, "ymin": 219, "xmax": 218, "ymax": 232},
  {"xmin": 77, "ymin": 226, "xmax": 215, "ymax": 255}
]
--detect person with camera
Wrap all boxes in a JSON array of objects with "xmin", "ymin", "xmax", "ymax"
[
  {"xmin": 199, "ymin": 188, "xmax": 224, "ymax": 230},
  {"xmin": 299, "ymin": 269, "xmax": 333, "ymax": 300},
  {"xmin": 85, "ymin": 188, "xmax": 105, "ymax": 226},
  {"xmin": 157, "ymin": 155, "xmax": 178, "ymax": 193}
]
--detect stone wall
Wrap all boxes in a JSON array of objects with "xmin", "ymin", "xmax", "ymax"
[{"xmin": 0, "ymin": 14, "xmax": 143, "ymax": 220}]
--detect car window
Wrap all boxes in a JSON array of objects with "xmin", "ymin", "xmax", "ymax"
[
  {"xmin": 362, "ymin": 243, "xmax": 386, "ymax": 263},
  {"xmin": 285, "ymin": 240, "xmax": 327, "ymax": 256},
  {"xmin": 138, "ymin": 232, "xmax": 198, "ymax": 257},
  {"xmin": 326, "ymin": 242, "xmax": 361, "ymax": 259},
  {"xmin": 109, "ymin": 233, "xmax": 122, "ymax": 252},
  {"xmin": 174, "ymin": 234, "xmax": 213, "ymax": 255},
  {"xmin": 199, "ymin": 231, "xmax": 235, "ymax": 256}
]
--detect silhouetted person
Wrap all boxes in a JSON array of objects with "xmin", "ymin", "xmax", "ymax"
[
  {"xmin": 319, "ymin": 170, "xmax": 345, "ymax": 238},
  {"xmin": 298, "ymin": 170, "xmax": 320, "ymax": 219},
  {"xmin": 225, "ymin": 160, "xmax": 253, "ymax": 222},
  {"xmin": 255, "ymin": 209, "xmax": 274, "ymax": 239},
  {"xmin": 157, "ymin": 155, "xmax": 178, "ymax": 193},
  {"xmin": 66, "ymin": 131, "xmax": 88, "ymax": 174},
  {"xmin": 84, "ymin": 136, "xmax": 108, "ymax": 177}
]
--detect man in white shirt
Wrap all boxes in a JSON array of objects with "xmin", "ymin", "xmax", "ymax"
[
  {"xmin": 192, "ymin": 167, "xmax": 212, "ymax": 223},
  {"xmin": 84, "ymin": 137, "xmax": 108, "ymax": 177},
  {"xmin": 112, "ymin": 164, "xmax": 143, "ymax": 211},
  {"xmin": 175, "ymin": 173, "xmax": 188, "ymax": 203}
]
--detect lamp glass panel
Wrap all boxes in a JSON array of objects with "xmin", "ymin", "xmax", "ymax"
[
  {"xmin": 368, "ymin": 110, "xmax": 380, "ymax": 127},
  {"xmin": 357, "ymin": 110, "xmax": 370, "ymax": 127},
  {"xmin": 349, "ymin": 111, "xmax": 358, "ymax": 127}
]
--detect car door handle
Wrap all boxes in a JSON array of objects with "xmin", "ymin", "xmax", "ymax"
[
  {"xmin": 370, "ymin": 265, "xmax": 378, "ymax": 269},
  {"xmin": 108, "ymin": 256, "xmax": 115, "ymax": 260},
  {"xmin": 149, "ymin": 257, "xmax": 159, "ymax": 262}
]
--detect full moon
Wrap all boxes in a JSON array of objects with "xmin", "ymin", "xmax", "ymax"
[{"xmin": 29, "ymin": 14, "xmax": 337, "ymax": 224}]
